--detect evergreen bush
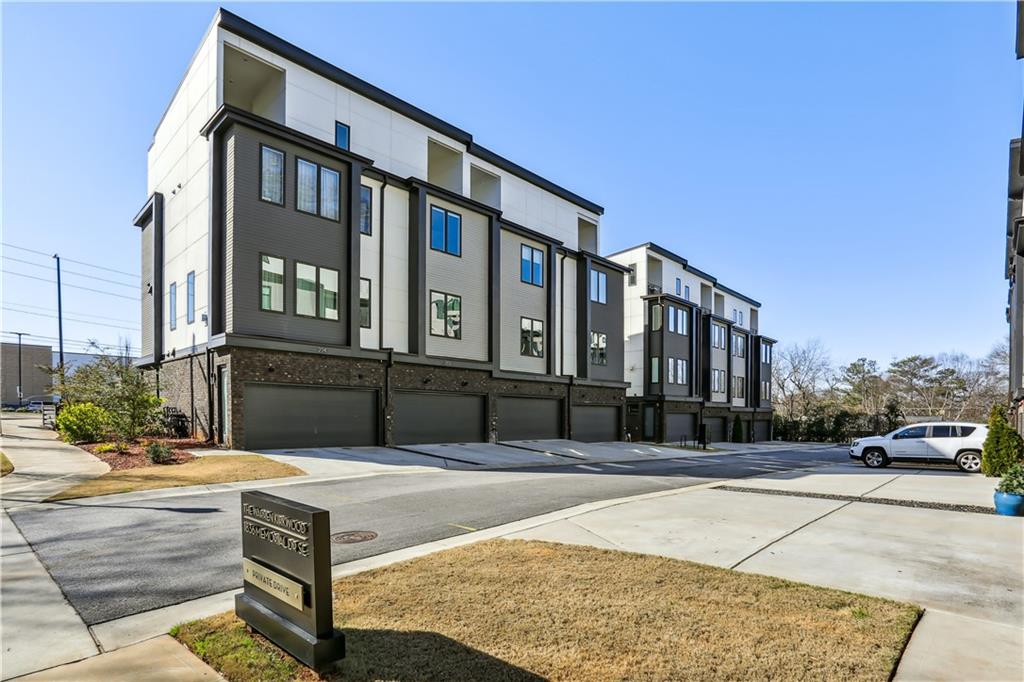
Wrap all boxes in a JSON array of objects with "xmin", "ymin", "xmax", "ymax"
[
  {"xmin": 982, "ymin": 405, "xmax": 1023, "ymax": 477},
  {"xmin": 55, "ymin": 403, "xmax": 110, "ymax": 443}
]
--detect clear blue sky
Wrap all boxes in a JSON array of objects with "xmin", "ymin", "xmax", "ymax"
[{"xmin": 2, "ymin": 2, "xmax": 1019, "ymax": 367}]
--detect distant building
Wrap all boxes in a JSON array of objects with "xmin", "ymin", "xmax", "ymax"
[{"xmin": 1, "ymin": 342, "xmax": 53, "ymax": 406}]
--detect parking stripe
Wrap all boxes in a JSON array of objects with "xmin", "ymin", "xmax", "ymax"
[{"xmin": 575, "ymin": 465, "xmax": 603, "ymax": 471}]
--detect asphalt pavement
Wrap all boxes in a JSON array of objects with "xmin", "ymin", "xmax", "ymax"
[{"xmin": 7, "ymin": 446, "xmax": 846, "ymax": 626}]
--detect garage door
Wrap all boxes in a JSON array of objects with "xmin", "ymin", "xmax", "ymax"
[
  {"xmin": 572, "ymin": 405, "xmax": 620, "ymax": 442},
  {"xmin": 243, "ymin": 383, "xmax": 377, "ymax": 449},
  {"xmin": 497, "ymin": 397, "xmax": 562, "ymax": 441},
  {"xmin": 665, "ymin": 413, "xmax": 697, "ymax": 443},
  {"xmin": 754, "ymin": 420, "xmax": 771, "ymax": 442},
  {"xmin": 703, "ymin": 417, "xmax": 726, "ymax": 443},
  {"xmin": 393, "ymin": 392, "xmax": 486, "ymax": 445}
]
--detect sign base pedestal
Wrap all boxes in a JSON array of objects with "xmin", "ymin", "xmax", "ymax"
[{"xmin": 236, "ymin": 594, "xmax": 345, "ymax": 672}]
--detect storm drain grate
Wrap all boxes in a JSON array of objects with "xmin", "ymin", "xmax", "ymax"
[{"xmin": 331, "ymin": 530, "xmax": 378, "ymax": 544}]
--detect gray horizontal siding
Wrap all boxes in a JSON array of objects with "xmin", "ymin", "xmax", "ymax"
[{"xmin": 500, "ymin": 230, "xmax": 546, "ymax": 373}]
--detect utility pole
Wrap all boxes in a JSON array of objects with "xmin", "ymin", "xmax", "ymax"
[
  {"xmin": 52, "ymin": 254, "xmax": 65, "ymax": 381},
  {"xmin": 10, "ymin": 332, "xmax": 30, "ymax": 406}
]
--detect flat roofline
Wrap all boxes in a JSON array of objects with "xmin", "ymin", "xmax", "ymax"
[
  {"xmin": 213, "ymin": 8, "xmax": 604, "ymax": 216},
  {"xmin": 607, "ymin": 242, "xmax": 761, "ymax": 307}
]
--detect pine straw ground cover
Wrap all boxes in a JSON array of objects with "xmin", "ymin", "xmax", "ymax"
[{"xmin": 173, "ymin": 540, "xmax": 921, "ymax": 682}]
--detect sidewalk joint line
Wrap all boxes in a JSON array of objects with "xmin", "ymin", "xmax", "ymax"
[{"xmin": 729, "ymin": 500, "xmax": 854, "ymax": 570}]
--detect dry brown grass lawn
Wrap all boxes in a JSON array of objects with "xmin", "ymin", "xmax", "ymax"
[
  {"xmin": 174, "ymin": 539, "xmax": 920, "ymax": 682},
  {"xmin": 1, "ymin": 451, "xmax": 12, "ymax": 477},
  {"xmin": 46, "ymin": 455, "xmax": 302, "ymax": 501}
]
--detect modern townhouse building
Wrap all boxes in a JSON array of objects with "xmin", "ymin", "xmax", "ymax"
[
  {"xmin": 133, "ymin": 9, "xmax": 627, "ymax": 449},
  {"xmin": 1007, "ymin": 8, "xmax": 1024, "ymax": 435},
  {"xmin": 607, "ymin": 243, "xmax": 774, "ymax": 444}
]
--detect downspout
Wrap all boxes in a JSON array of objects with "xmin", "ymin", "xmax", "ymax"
[
  {"xmin": 378, "ymin": 177, "xmax": 388, "ymax": 350},
  {"xmin": 206, "ymin": 346, "xmax": 215, "ymax": 443},
  {"xmin": 559, "ymin": 251, "xmax": 566, "ymax": 375}
]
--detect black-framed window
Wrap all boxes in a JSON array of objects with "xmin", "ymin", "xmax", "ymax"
[
  {"xmin": 762, "ymin": 344, "xmax": 772, "ymax": 363},
  {"xmin": 733, "ymin": 333, "xmax": 745, "ymax": 357},
  {"xmin": 359, "ymin": 185, "xmax": 372, "ymax": 235},
  {"xmin": 590, "ymin": 331, "xmax": 607, "ymax": 365},
  {"xmin": 667, "ymin": 357, "xmax": 675, "ymax": 384},
  {"xmin": 335, "ymin": 121, "xmax": 350, "ymax": 150},
  {"xmin": 295, "ymin": 262, "xmax": 339, "ymax": 320},
  {"xmin": 359, "ymin": 278, "xmax": 371, "ymax": 328},
  {"xmin": 734, "ymin": 376, "xmax": 746, "ymax": 399},
  {"xmin": 168, "ymin": 281, "xmax": 177, "ymax": 331},
  {"xmin": 429, "ymin": 205, "xmax": 461, "ymax": 256},
  {"xmin": 260, "ymin": 254, "xmax": 285, "ymax": 312},
  {"xmin": 675, "ymin": 278, "xmax": 681, "ymax": 296},
  {"xmin": 712, "ymin": 323, "xmax": 727, "ymax": 349},
  {"xmin": 320, "ymin": 167, "xmax": 340, "ymax": 220},
  {"xmin": 520, "ymin": 244, "xmax": 544, "ymax": 286},
  {"xmin": 590, "ymin": 269, "xmax": 607, "ymax": 304},
  {"xmin": 651, "ymin": 356, "xmax": 660, "ymax": 384},
  {"xmin": 520, "ymin": 317, "xmax": 544, "ymax": 357},
  {"xmin": 761, "ymin": 380, "xmax": 771, "ymax": 400},
  {"xmin": 628, "ymin": 264, "xmax": 637, "ymax": 287},
  {"xmin": 295, "ymin": 157, "xmax": 341, "ymax": 220},
  {"xmin": 678, "ymin": 308, "xmax": 688, "ymax": 335},
  {"xmin": 260, "ymin": 145, "xmax": 285, "ymax": 205},
  {"xmin": 186, "ymin": 271, "xmax": 195, "ymax": 324},
  {"xmin": 678, "ymin": 358, "xmax": 688, "ymax": 385},
  {"xmin": 651, "ymin": 303, "xmax": 663, "ymax": 331},
  {"xmin": 684, "ymin": 285, "xmax": 690, "ymax": 301},
  {"xmin": 429, "ymin": 290, "xmax": 461, "ymax": 339}
]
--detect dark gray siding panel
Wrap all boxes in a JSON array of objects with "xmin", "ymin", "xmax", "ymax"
[
  {"xmin": 227, "ymin": 124, "xmax": 350, "ymax": 345},
  {"xmin": 665, "ymin": 412, "xmax": 696, "ymax": 443},
  {"xmin": 140, "ymin": 220, "xmax": 154, "ymax": 357},
  {"xmin": 589, "ymin": 264, "xmax": 624, "ymax": 382},
  {"xmin": 704, "ymin": 416, "xmax": 726, "ymax": 442},
  {"xmin": 754, "ymin": 420, "xmax": 771, "ymax": 442},
  {"xmin": 572, "ymin": 405, "xmax": 619, "ymax": 442},
  {"xmin": 497, "ymin": 397, "xmax": 562, "ymax": 440},
  {"xmin": 243, "ymin": 383, "xmax": 377, "ymax": 449},
  {"xmin": 393, "ymin": 392, "xmax": 486, "ymax": 444}
]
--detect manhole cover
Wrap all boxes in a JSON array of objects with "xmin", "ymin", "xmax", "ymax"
[{"xmin": 331, "ymin": 530, "xmax": 378, "ymax": 544}]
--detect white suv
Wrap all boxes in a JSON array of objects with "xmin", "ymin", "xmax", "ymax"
[{"xmin": 849, "ymin": 422, "xmax": 987, "ymax": 473}]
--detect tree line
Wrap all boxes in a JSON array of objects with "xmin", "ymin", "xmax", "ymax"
[{"xmin": 771, "ymin": 339, "xmax": 1008, "ymax": 442}]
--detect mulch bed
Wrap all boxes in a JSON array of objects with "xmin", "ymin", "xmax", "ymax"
[{"xmin": 81, "ymin": 438, "xmax": 215, "ymax": 471}]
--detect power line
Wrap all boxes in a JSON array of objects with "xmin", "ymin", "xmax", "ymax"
[
  {"xmin": 3, "ymin": 270, "xmax": 138, "ymax": 301},
  {"xmin": 3, "ymin": 243, "xmax": 139, "ymax": 279},
  {"xmin": 2, "ymin": 331, "xmax": 135, "ymax": 352},
  {"xmin": 2, "ymin": 306, "xmax": 140, "ymax": 331},
  {"xmin": 3, "ymin": 256, "xmax": 138, "ymax": 290},
  {"xmin": 4, "ymin": 302, "xmax": 139, "ymax": 326}
]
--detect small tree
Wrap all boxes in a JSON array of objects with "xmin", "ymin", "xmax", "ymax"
[
  {"xmin": 982, "ymin": 405, "xmax": 1023, "ymax": 477},
  {"xmin": 731, "ymin": 417, "xmax": 744, "ymax": 443}
]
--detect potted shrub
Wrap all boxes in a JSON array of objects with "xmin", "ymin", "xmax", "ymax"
[{"xmin": 994, "ymin": 463, "xmax": 1024, "ymax": 516}]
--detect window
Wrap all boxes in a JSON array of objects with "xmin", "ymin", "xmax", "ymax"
[
  {"xmin": 186, "ymin": 271, "xmax": 195, "ymax": 324},
  {"xmin": 260, "ymin": 255, "xmax": 285, "ymax": 312},
  {"xmin": 895, "ymin": 425, "xmax": 928, "ymax": 440},
  {"xmin": 668, "ymin": 305, "xmax": 676, "ymax": 333},
  {"xmin": 712, "ymin": 323, "xmax": 727, "ymax": 349},
  {"xmin": 651, "ymin": 304, "xmax": 663, "ymax": 331},
  {"xmin": 675, "ymin": 278, "xmax": 681, "ymax": 296},
  {"xmin": 320, "ymin": 167, "xmax": 340, "ymax": 220},
  {"xmin": 684, "ymin": 285, "xmax": 690, "ymax": 301},
  {"xmin": 733, "ymin": 334, "xmax": 745, "ymax": 358},
  {"xmin": 590, "ymin": 331, "xmax": 607, "ymax": 365},
  {"xmin": 521, "ymin": 245, "xmax": 544, "ymax": 286},
  {"xmin": 296, "ymin": 159, "xmax": 318, "ymax": 214},
  {"xmin": 260, "ymin": 145, "xmax": 285, "ymax": 205},
  {"xmin": 520, "ymin": 317, "xmax": 544, "ymax": 357},
  {"xmin": 959, "ymin": 426, "xmax": 976, "ymax": 437},
  {"xmin": 732, "ymin": 308, "xmax": 738, "ymax": 323},
  {"xmin": 169, "ymin": 282, "xmax": 177, "ymax": 331},
  {"xmin": 430, "ymin": 205, "xmax": 462, "ymax": 256},
  {"xmin": 931, "ymin": 425, "xmax": 953, "ymax": 438},
  {"xmin": 651, "ymin": 356, "xmax": 660, "ymax": 384},
  {"xmin": 739, "ymin": 311, "xmax": 744, "ymax": 327},
  {"xmin": 319, "ymin": 268, "xmax": 339, "ymax": 320},
  {"xmin": 678, "ymin": 359, "xmax": 687, "ymax": 385},
  {"xmin": 335, "ymin": 121, "xmax": 350, "ymax": 150},
  {"xmin": 359, "ymin": 278, "xmax": 371, "ymax": 328},
  {"xmin": 295, "ymin": 263, "xmax": 317, "ymax": 317},
  {"xmin": 359, "ymin": 185, "xmax": 372, "ymax": 235},
  {"xmin": 712, "ymin": 369, "xmax": 725, "ymax": 393},
  {"xmin": 430, "ymin": 291, "xmax": 461, "ymax": 339},
  {"xmin": 590, "ymin": 269, "xmax": 607, "ymax": 304},
  {"xmin": 628, "ymin": 264, "xmax": 637, "ymax": 287},
  {"xmin": 678, "ymin": 308, "xmax": 688, "ymax": 335},
  {"xmin": 734, "ymin": 376, "xmax": 746, "ymax": 399},
  {"xmin": 760, "ymin": 380, "xmax": 771, "ymax": 400},
  {"xmin": 667, "ymin": 357, "xmax": 675, "ymax": 384},
  {"xmin": 762, "ymin": 344, "xmax": 773, "ymax": 363}
]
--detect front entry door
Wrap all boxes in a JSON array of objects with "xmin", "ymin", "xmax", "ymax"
[{"xmin": 642, "ymin": 406, "xmax": 656, "ymax": 441}]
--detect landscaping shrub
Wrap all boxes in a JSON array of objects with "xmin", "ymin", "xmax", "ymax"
[
  {"xmin": 997, "ymin": 462, "xmax": 1024, "ymax": 495},
  {"xmin": 55, "ymin": 403, "xmax": 110, "ymax": 443},
  {"xmin": 982, "ymin": 405, "xmax": 1023, "ymax": 477},
  {"xmin": 94, "ymin": 443, "xmax": 117, "ymax": 454},
  {"xmin": 146, "ymin": 442, "xmax": 173, "ymax": 465}
]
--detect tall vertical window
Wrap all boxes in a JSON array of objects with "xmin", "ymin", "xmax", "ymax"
[
  {"xmin": 590, "ymin": 269, "xmax": 607, "ymax": 304},
  {"xmin": 296, "ymin": 159, "xmax": 318, "ymax": 214},
  {"xmin": 335, "ymin": 121, "xmax": 350, "ymax": 150},
  {"xmin": 260, "ymin": 255, "xmax": 285, "ymax": 312},
  {"xmin": 761, "ymin": 380, "xmax": 771, "ymax": 400},
  {"xmin": 651, "ymin": 304, "xmax": 663, "ymax": 331},
  {"xmin": 521, "ymin": 245, "xmax": 544, "ymax": 286},
  {"xmin": 520, "ymin": 317, "xmax": 544, "ymax": 357},
  {"xmin": 319, "ymin": 268, "xmax": 339, "ymax": 320},
  {"xmin": 739, "ymin": 310, "xmax": 744, "ymax": 327},
  {"xmin": 260, "ymin": 145, "xmax": 285, "ymax": 205},
  {"xmin": 359, "ymin": 278, "xmax": 371, "ymax": 328},
  {"xmin": 429, "ymin": 206, "xmax": 462, "ymax": 256},
  {"xmin": 667, "ymin": 357, "xmax": 675, "ymax": 384},
  {"xmin": 762, "ymin": 345, "xmax": 772, "ymax": 364},
  {"xmin": 320, "ymin": 167, "xmax": 340, "ymax": 220},
  {"xmin": 684, "ymin": 285, "xmax": 690, "ymax": 301},
  {"xmin": 359, "ymin": 185, "xmax": 373, "ymax": 235},
  {"xmin": 678, "ymin": 359, "xmax": 687, "ymax": 385},
  {"xmin": 590, "ymin": 331, "xmax": 607, "ymax": 365},
  {"xmin": 668, "ymin": 305, "xmax": 676, "ymax": 333},
  {"xmin": 678, "ymin": 308, "xmax": 688, "ymax": 335},
  {"xmin": 430, "ymin": 291, "xmax": 462, "ymax": 339},
  {"xmin": 168, "ymin": 282, "xmax": 177, "ymax": 331},
  {"xmin": 675, "ymin": 278, "xmax": 681, "ymax": 296},
  {"xmin": 733, "ymin": 334, "xmax": 745, "ymax": 358},
  {"xmin": 734, "ymin": 376, "xmax": 746, "ymax": 399},
  {"xmin": 296, "ymin": 263, "xmax": 317, "ymax": 316},
  {"xmin": 732, "ymin": 308, "xmax": 738, "ymax": 323},
  {"xmin": 186, "ymin": 271, "xmax": 195, "ymax": 324},
  {"xmin": 628, "ymin": 264, "xmax": 637, "ymax": 286},
  {"xmin": 651, "ymin": 356, "xmax": 660, "ymax": 384}
]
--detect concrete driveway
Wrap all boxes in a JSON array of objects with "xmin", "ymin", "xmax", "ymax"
[{"xmin": 509, "ymin": 462, "xmax": 1023, "ymax": 680}]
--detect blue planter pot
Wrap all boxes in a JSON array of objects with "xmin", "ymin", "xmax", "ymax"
[{"xmin": 994, "ymin": 491, "xmax": 1024, "ymax": 516}]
